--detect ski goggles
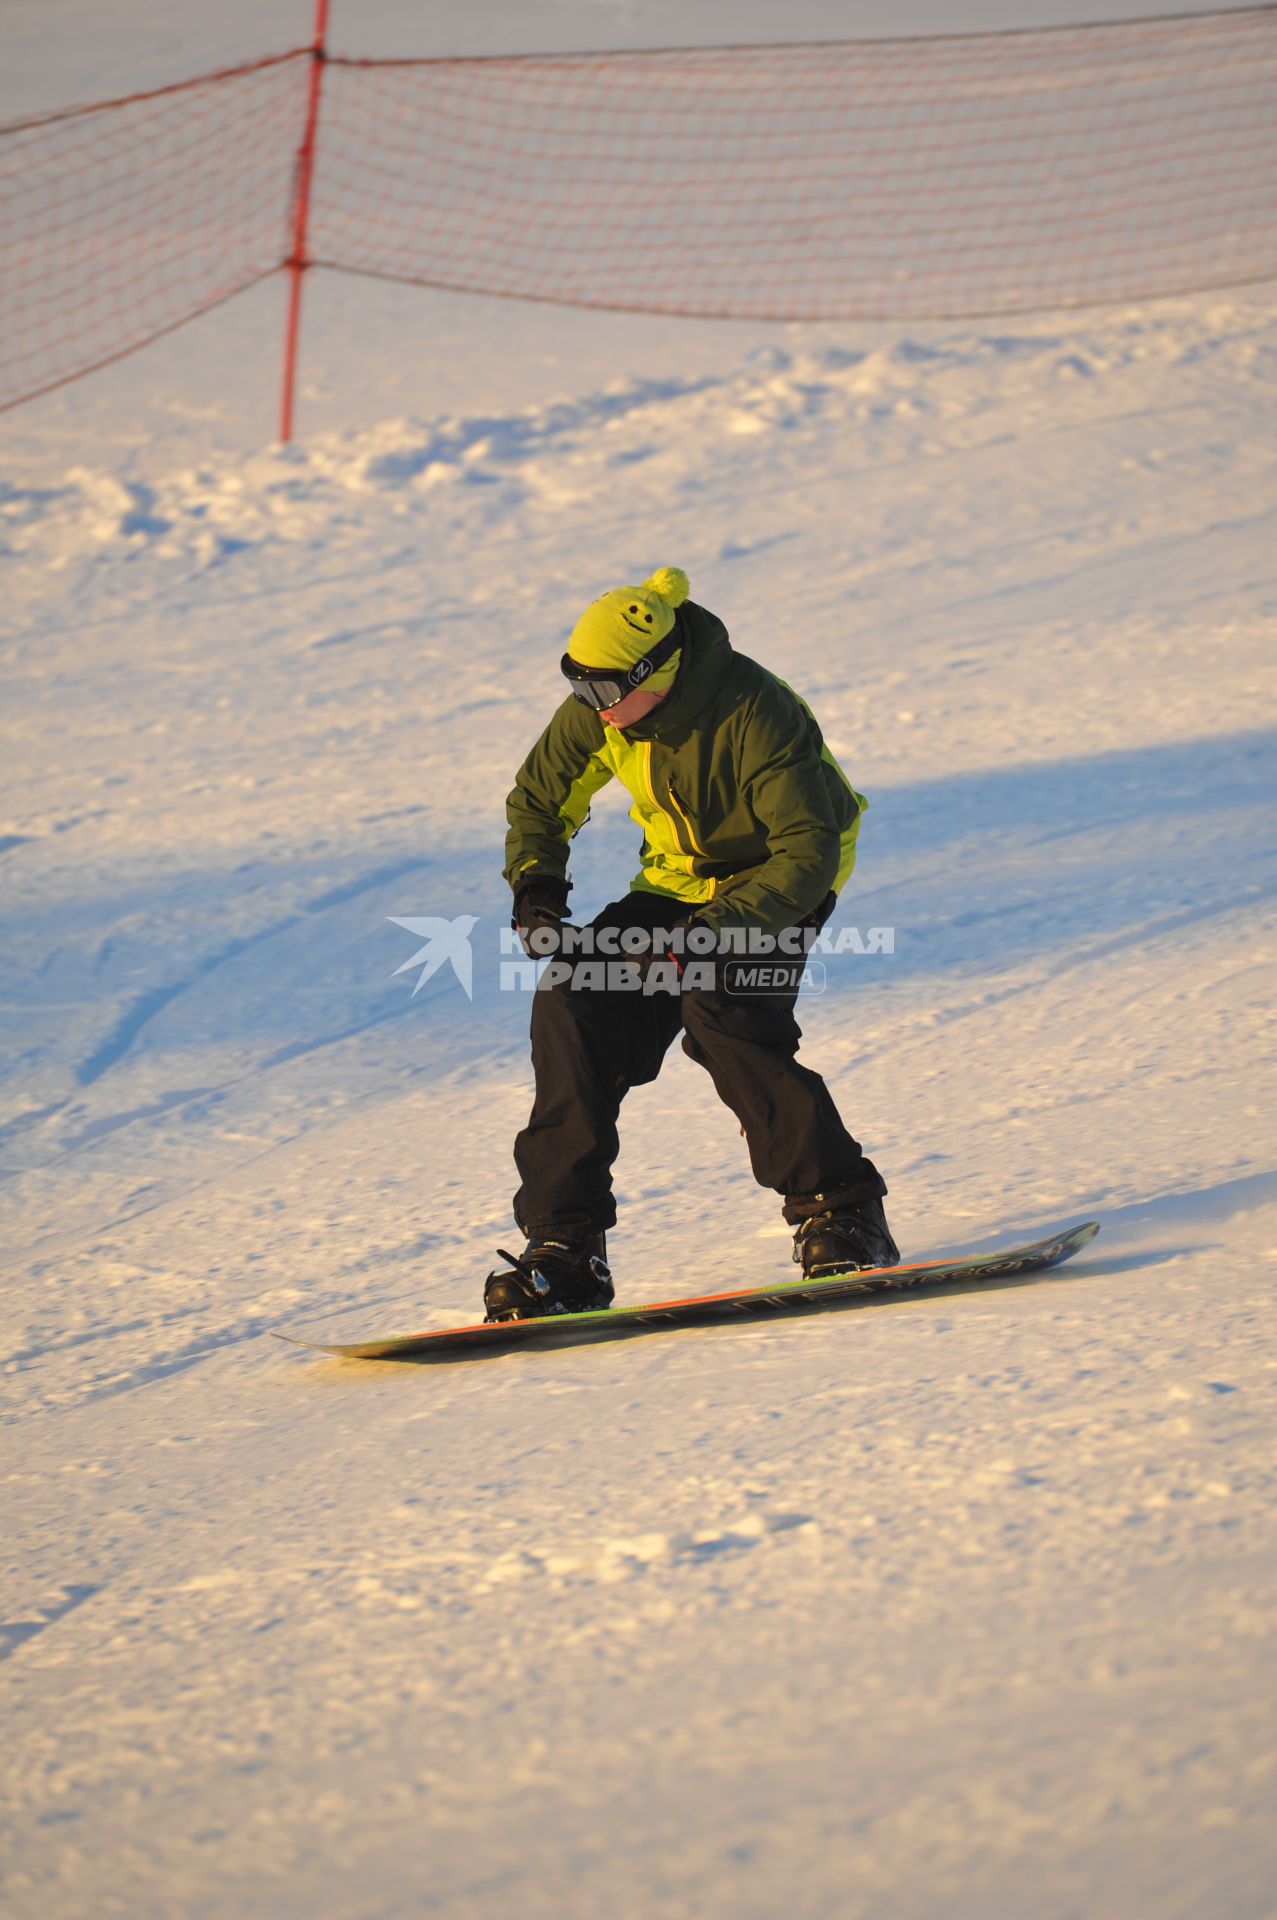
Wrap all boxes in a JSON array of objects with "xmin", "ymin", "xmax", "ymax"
[{"xmin": 560, "ymin": 622, "xmax": 682, "ymax": 712}]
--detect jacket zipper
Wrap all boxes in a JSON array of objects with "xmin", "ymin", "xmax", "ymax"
[
  {"xmin": 665, "ymin": 765, "xmax": 717, "ymax": 900},
  {"xmin": 666, "ymin": 780, "xmax": 704, "ymax": 858},
  {"xmin": 640, "ymin": 744, "xmax": 716, "ymax": 897},
  {"xmin": 641, "ymin": 742, "xmax": 691, "ymax": 858}
]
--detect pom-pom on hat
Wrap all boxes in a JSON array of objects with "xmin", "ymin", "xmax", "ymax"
[{"xmin": 567, "ymin": 567, "xmax": 689, "ymax": 691}]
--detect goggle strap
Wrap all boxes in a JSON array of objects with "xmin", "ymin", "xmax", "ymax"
[{"xmin": 619, "ymin": 622, "xmax": 681, "ymax": 689}]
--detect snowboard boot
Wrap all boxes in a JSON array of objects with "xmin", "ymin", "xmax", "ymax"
[
  {"xmin": 788, "ymin": 1188, "xmax": 900, "ymax": 1280},
  {"xmin": 483, "ymin": 1231, "xmax": 614, "ymax": 1323}
]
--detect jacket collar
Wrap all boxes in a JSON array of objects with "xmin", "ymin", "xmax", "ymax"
[{"xmin": 619, "ymin": 602, "xmax": 731, "ymax": 743}]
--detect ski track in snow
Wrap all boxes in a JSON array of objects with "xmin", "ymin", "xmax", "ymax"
[{"xmin": 2, "ymin": 282, "xmax": 1276, "ymax": 1920}]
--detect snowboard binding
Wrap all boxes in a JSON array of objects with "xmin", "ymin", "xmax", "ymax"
[
  {"xmin": 483, "ymin": 1234, "xmax": 614, "ymax": 1323},
  {"xmin": 790, "ymin": 1191, "xmax": 900, "ymax": 1279}
]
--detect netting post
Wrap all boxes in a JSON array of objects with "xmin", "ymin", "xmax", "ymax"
[{"xmin": 280, "ymin": 0, "xmax": 328, "ymax": 442}]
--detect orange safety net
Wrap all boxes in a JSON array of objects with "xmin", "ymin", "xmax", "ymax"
[
  {"xmin": 1, "ymin": 11, "xmax": 1274, "ymax": 416},
  {"xmin": 314, "ymin": 12, "xmax": 1277, "ymax": 319},
  {"xmin": 0, "ymin": 53, "xmax": 307, "ymax": 411}
]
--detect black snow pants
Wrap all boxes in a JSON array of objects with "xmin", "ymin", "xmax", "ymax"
[{"xmin": 513, "ymin": 890, "xmax": 882, "ymax": 1238}]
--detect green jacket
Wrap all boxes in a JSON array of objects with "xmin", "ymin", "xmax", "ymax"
[{"xmin": 504, "ymin": 601, "xmax": 867, "ymax": 939}]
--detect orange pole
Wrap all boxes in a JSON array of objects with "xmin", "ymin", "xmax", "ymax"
[{"xmin": 280, "ymin": 0, "xmax": 329, "ymax": 442}]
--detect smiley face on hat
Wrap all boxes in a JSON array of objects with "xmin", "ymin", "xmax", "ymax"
[{"xmin": 567, "ymin": 567, "xmax": 690, "ymax": 690}]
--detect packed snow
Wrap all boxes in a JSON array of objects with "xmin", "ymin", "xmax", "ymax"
[{"xmin": 3, "ymin": 5, "xmax": 1276, "ymax": 1918}]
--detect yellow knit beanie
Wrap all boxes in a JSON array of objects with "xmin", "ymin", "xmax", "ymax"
[{"xmin": 567, "ymin": 567, "xmax": 689, "ymax": 691}]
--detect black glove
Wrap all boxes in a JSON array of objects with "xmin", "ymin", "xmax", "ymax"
[{"xmin": 512, "ymin": 877, "xmax": 570, "ymax": 958}]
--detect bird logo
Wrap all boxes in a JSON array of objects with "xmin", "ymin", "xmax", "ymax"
[{"xmin": 388, "ymin": 914, "xmax": 478, "ymax": 1001}]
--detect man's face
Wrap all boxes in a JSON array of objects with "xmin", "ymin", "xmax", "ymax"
[{"xmin": 598, "ymin": 685, "xmax": 669, "ymax": 729}]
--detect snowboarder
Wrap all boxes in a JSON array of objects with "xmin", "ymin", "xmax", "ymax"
[{"xmin": 484, "ymin": 567, "xmax": 897, "ymax": 1322}]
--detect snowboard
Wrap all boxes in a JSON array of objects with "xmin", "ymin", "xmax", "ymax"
[{"xmin": 278, "ymin": 1219, "xmax": 1099, "ymax": 1363}]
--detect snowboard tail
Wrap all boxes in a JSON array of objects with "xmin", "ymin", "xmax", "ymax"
[{"xmin": 278, "ymin": 1219, "xmax": 1099, "ymax": 1363}]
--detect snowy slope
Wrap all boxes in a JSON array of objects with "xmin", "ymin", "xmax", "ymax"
[
  {"xmin": 4, "ymin": 287, "xmax": 1275, "ymax": 1920},
  {"xmin": 3, "ymin": 3, "xmax": 1277, "ymax": 1910}
]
